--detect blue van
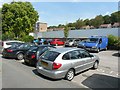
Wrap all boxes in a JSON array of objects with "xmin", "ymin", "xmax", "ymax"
[{"xmin": 78, "ymin": 36, "xmax": 108, "ymax": 52}]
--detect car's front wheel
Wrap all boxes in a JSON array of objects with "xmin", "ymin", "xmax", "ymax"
[
  {"xmin": 65, "ymin": 69, "xmax": 74, "ymax": 81},
  {"xmin": 93, "ymin": 61, "xmax": 99, "ymax": 69},
  {"xmin": 17, "ymin": 53, "xmax": 24, "ymax": 60}
]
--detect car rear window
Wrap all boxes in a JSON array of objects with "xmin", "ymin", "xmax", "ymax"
[
  {"xmin": 41, "ymin": 51, "xmax": 60, "ymax": 62},
  {"xmin": 28, "ymin": 46, "xmax": 38, "ymax": 52},
  {"xmin": 10, "ymin": 43, "xmax": 23, "ymax": 48}
]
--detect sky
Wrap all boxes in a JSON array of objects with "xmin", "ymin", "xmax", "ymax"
[
  {"xmin": 0, "ymin": 0, "xmax": 119, "ymax": 26},
  {"xmin": 31, "ymin": 2, "xmax": 118, "ymax": 26}
]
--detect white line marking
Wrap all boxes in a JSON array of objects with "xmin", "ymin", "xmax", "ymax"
[
  {"xmin": 97, "ymin": 69, "xmax": 100, "ymax": 71},
  {"xmin": 110, "ymin": 71, "xmax": 113, "ymax": 74},
  {"xmin": 102, "ymin": 70, "xmax": 105, "ymax": 72},
  {"xmin": 18, "ymin": 60, "xmax": 24, "ymax": 62}
]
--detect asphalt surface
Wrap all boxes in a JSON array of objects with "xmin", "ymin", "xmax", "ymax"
[
  {"xmin": 2, "ymin": 56, "xmax": 83, "ymax": 88},
  {"xmin": 72, "ymin": 50, "xmax": 119, "ymax": 88},
  {"xmin": 1, "ymin": 48, "xmax": 119, "ymax": 89}
]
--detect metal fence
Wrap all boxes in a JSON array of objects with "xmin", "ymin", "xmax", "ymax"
[{"xmin": 37, "ymin": 28, "xmax": 119, "ymax": 38}]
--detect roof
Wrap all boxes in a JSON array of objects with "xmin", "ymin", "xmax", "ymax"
[
  {"xmin": 113, "ymin": 23, "xmax": 120, "ymax": 26},
  {"xmin": 49, "ymin": 47, "xmax": 83, "ymax": 53},
  {"xmin": 3, "ymin": 40, "xmax": 23, "ymax": 43},
  {"xmin": 100, "ymin": 24, "xmax": 111, "ymax": 27}
]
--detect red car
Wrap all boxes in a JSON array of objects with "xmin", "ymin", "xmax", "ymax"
[{"xmin": 50, "ymin": 39, "xmax": 64, "ymax": 46}]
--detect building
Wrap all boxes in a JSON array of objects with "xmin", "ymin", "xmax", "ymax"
[
  {"xmin": 112, "ymin": 23, "xmax": 120, "ymax": 28},
  {"xmin": 47, "ymin": 27, "xmax": 64, "ymax": 31},
  {"xmin": 99, "ymin": 24, "xmax": 112, "ymax": 28},
  {"xmin": 53, "ymin": 28, "xmax": 64, "ymax": 31},
  {"xmin": 81, "ymin": 25, "xmax": 95, "ymax": 29},
  {"xmin": 36, "ymin": 22, "xmax": 47, "ymax": 32}
]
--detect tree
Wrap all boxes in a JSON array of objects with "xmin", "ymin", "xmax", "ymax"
[
  {"xmin": 103, "ymin": 15, "xmax": 111, "ymax": 24},
  {"xmin": 58, "ymin": 24, "xmax": 65, "ymax": 28},
  {"xmin": 75, "ymin": 19, "xmax": 85, "ymax": 29},
  {"xmin": 2, "ymin": 2, "xmax": 39, "ymax": 39},
  {"xmin": 0, "ymin": 8, "xmax": 1, "ymax": 31},
  {"xmin": 110, "ymin": 11, "xmax": 120, "ymax": 24},
  {"xmin": 84, "ymin": 19, "xmax": 90, "ymax": 25},
  {"xmin": 92, "ymin": 15, "xmax": 104, "ymax": 28},
  {"xmin": 64, "ymin": 24, "xmax": 69, "ymax": 38}
]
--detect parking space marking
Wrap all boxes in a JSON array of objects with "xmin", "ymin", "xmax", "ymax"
[
  {"xmin": 109, "ymin": 71, "xmax": 113, "ymax": 74},
  {"xmin": 18, "ymin": 60, "xmax": 24, "ymax": 63},
  {"xmin": 102, "ymin": 70, "xmax": 105, "ymax": 73},
  {"xmin": 72, "ymin": 80, "xmax": 89, "ymax": 88}
]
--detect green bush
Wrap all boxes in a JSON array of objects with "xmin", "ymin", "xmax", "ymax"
[
  {"xmin": 2, "ymin": 32, "xmax": 15, "ymax": 41},
  {"xmin": 18, "ymin": 35, "xmax": 34, "ymax": 42},
  {"xmin": 108, "ymin": 35, "xmax": 120, "ymax": 48}
]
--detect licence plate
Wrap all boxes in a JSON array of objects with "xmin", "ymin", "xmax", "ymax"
[{"xmin": 41, "ymin": 61, "xmax": 48, "ymax": 67}]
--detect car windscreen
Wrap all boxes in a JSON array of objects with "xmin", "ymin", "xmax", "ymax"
[
  {"xmin": 84, "ymin": 38, "xmax": 98, "ymax": 43},
  {"xmin": 41, "ymin": 51, "xmax": 60, "ymax": 62},
  {"xmin": 68, "ymin": 39, "xmax": 73, "ymax": 42}
]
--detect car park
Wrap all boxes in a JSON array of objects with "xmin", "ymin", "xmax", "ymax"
[
  {"xmin": 50, "ymin": 39, "xmax": 64, "ymax": 46},
  {"xmin": 2, "ymin": 40, "xmax": 24, "ymax": 49},
  {"xmin": 2, "ymin": 43, "xmax": 35, "ymax": 60},
  {"xmin": 65, "ymin": 39, "xmax": 81, "ymax": 47},
  {"xmin": 37, "ymin": 48, "xmax": 100, "ymax": 81},
  {"xmin": 24, "ymin": 45, "xmax": 56, "ymax": 66}
]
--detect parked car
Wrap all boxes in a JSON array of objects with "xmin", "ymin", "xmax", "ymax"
[
  {"xmin": 50, "ymin": 39, "xmax": 64, "ymax": 46},
  {"xmin": 2, "ymin": 40, "xmax": 24, "ymax": 49},
  {"xmin": 24, "ymin": 45, "xmax": 56, "ymax": 66},
  {"xmin": 65, "ymin": 39, "xmax": 81, "ymax": 47},
  {"xmin": 37, "ymin": 48, "xmax": 100, "ymax": 81},
  {"xmin": 2, "ymin": 43, "xmax": 35, "ymax": 60},
  {"xmin": 78, "ymin": 36, "xmax": 108, "ymax": 52}
]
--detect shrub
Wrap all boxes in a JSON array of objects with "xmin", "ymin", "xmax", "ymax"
[
  {"xmin": 18, "ymin": 35, "xmax": 34, "ymax": 42},
  {"xmin": 108, "ymin": 34, "xmax": 120, "ymax": 49},
  {"xmin": 2, "ymin": 32, "xmax": 15, "ymax": 41}
]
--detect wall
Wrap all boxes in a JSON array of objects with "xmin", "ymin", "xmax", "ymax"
[{"xmin": 37, "ymin": 28, "xmax": 119, "ymax": 38}]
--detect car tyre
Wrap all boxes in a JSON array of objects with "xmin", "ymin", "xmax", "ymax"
[
  {"xmin": 105, "ymin": 47, "xmax": 107, "ymax": 51},
  {"xmin": 97, "ymin": 48, "xmax": 100, "ymax": 53},
  {"xmin": 65, "ymin": 69, "xmax": 74, "ymax": 81},
  {"xmin": 56, "ymin": 44, "xmax": 58, "ymax": 46},
  {"xmin": 24, "ymin": 60, "xmax": 28, "ymax": 65},
  {"xmin": 17, "ymin": 53, "xmax": 24, "ymax": 60},
  {"xmin": 93, "ymin": 61, "xmax": 98, "ymax": 69}
]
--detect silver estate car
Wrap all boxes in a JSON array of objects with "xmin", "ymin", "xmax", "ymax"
[{"xmin": 37, "ymin": 48, "xmax": 100, "ymax": 81}]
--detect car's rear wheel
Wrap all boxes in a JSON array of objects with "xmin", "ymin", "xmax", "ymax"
[
  {"xmin": 93, "ymin": 61, "xmax": 99, "ymax": 69},
  {"xmin": 24, "ymin": 60, "xmax": 28, "ymax": 65},
  {"xmin": 56, "ymin": 44, "xmax": 58, "ymax": 46},
  {"xmin": 105, "ymin": 47, "xmax": 107, "ymax": 51},
  {"xmin": 17, "ymin": 53, "xmax": 24, "ymax": 60},
  {"xmin": 65, "ymin": 69, "xmax": 74, "ymax": 81}
]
